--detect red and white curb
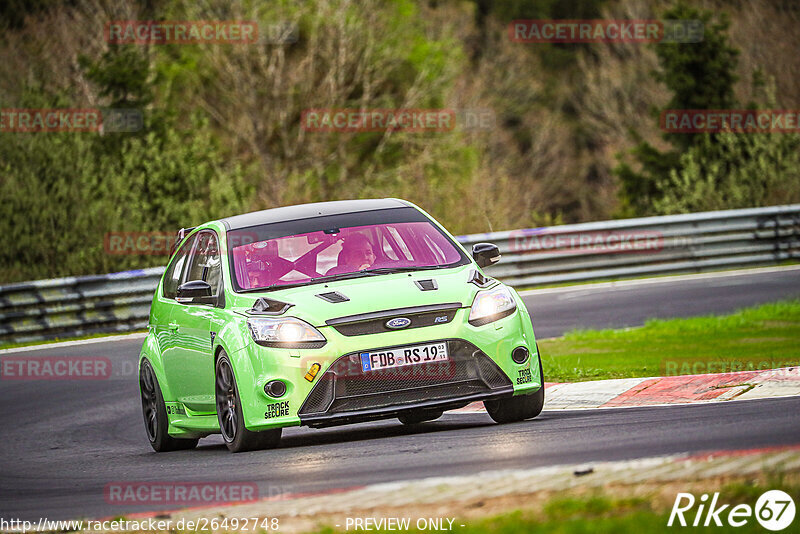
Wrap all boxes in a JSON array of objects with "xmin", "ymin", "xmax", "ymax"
[{"xmin": 453, "ymin": 367, "xmax": 800, "ymax": 413}]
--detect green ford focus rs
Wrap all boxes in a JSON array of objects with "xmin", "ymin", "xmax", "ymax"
[{"xmin": 139, "ymin": 199, "xmax": 544, "ymax": 453}]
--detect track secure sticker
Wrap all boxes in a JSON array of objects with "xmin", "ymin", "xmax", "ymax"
[
  {"xmin": 165, "ymin": 403, "xmax": 186, "ymax": 416},
  {"xmin": 516, "ymin": 368, "xmax": 532, "ymax": 385},
  {"xmin": 265, "ymin": 401, "xmax": 289, "ymax": 419}
]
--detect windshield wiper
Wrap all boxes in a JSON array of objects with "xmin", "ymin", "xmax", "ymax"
[
  {"xmin": 359, "ymin": 265, "xmax": 453, "ymax": 275},
  {"xmin": 239, "ymin": 281, "xmax": 313, "ymax": 293},
  {"xmin": 244, "ymin": 271, "xmax": 374, "ymax": 292}
]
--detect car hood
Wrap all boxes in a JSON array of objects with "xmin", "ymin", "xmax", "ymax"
[{"xmin": 229, "ymin": 265, "xmax": 484, "ymax": 326}]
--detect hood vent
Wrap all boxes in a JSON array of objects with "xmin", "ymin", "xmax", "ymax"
[
  {"xmin": 414, "ymin": 279, "xmax": 438, "ymax": 291},
  {"xmin": 316, "ymin": 291, "xmax": 350, "ymax": 303},
  {"xmin": 250, "ymin": 297, "xmax": 293, "ymax": 315}
]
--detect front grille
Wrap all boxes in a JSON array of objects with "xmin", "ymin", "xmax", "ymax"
[
  {"xmin": 299, "ymin": 339, "xmax": 511, "ymax": 417},
  {"xmin": 326, "ymin": 302, "xmax": 461, "ymax": 336}
]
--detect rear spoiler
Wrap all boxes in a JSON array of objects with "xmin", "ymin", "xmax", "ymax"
[{"xmin": 169, "ymin": 227, "xmax": 196, "ymax": 257}]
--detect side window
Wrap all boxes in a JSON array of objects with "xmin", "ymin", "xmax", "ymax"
[
  {"xmin": 162, "ymin": 235, "xmax": 195, "ymax": 299},
  {"xmin": 184, "ymin": 232, "xmax": 222, "ymax": 295}
]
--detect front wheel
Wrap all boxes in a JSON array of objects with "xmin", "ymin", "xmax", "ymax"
[
  {"xmin": 484, "ymin": 349, "xmax": 545, "ymax": 424},
  {"xmin": 139, "ymin": 359, "xmax": 198, "ymax": 452},
  {"xmin": 215, "ymin": 352, "xmax": 281, "ymax": 453}
]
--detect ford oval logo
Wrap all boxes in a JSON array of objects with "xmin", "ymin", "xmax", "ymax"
[{"xmin": 385, "ymin": 317, "xmax": 411, "ymax": 329}]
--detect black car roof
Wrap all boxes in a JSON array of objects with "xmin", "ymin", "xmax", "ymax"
[{"xmin": 219, "ymin": 198, "xmax": 413, "ymax": 230}]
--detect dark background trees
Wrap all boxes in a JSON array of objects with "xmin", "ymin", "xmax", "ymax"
[{"xmin": 1, "ymin": 0, "xmax": 798, "ymax": 281}]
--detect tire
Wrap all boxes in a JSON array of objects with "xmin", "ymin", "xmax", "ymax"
[
  {"xmin": 139, "ymin": 359, "xmax": 198, "ymax": 452},
  {"xmin": 215, "ymin": 352, "xmax": 282, "ymax": 453},
  {"xmin": 484, "ymin": 349, "xmax": 545, "ymax": 424},
  {"xmin": 398, "ymin": 409, "xmax": 443, "ymax": 425}
]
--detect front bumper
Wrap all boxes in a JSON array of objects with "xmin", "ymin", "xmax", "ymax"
[
  {"xmin": 298, "ymin": 339, "xmax": 514, "ymax": 427},
  {"xmin": 240, "ymin": 299, "xmax": 540, "ymax": 432},
  {"xmin": 300, "ymin": 388, "xmax": 513, "ymax": 428}
]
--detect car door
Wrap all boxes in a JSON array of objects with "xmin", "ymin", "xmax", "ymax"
[
  {"xmin": 155, "ymin": 234, "xmax": 195, "ymax": 377},
  {"xmin": 165, "ymin": 231, "xmax": 222, "ymax": 413}
]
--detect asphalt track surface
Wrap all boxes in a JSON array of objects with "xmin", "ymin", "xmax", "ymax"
[
  {"xmin": 522, "ymin": 266, "xmax": 800, "ymax": 338},
  {"xmin": 1, "ymin": 267, "xmax": 800, "ymax": 521}
]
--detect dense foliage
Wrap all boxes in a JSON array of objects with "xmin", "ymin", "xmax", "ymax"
[{"xmin": 1, "ymin": 0, "xmax": 798, "ymax": 282}]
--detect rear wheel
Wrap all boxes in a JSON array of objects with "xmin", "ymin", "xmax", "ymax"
[
  {"xmin": 139, "ymin": 360, "xmax": 198, "ymax": 452},
  {"xmin": 485, "ymin": 349, "xmax": 545, "ymax": 424},
  {"xmin": 398, "ymin": 409, "xmax": 443, "ymax": 425},
  {"xmin": 215, "ymin": 352, "xmax": 281, "ymax": 453}
]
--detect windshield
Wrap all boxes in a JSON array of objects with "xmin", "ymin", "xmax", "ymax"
[{"xmin": 228, "ymin": 209, "xmax": 467, "ymax": 291}]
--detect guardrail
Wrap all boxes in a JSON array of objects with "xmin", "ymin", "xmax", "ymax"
[
  {"xmin": 2, "ymin": 205, "xmax": 799, "ymax": 345},
  {"xmin": 0, "ymin": 268, "xmax": 164, "ymax": 345},
  {"xmin": 462, "ymin": 204, "xmax": 800, "ymax": 287}
]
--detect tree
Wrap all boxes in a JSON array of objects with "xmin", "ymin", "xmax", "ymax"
[
  {"xmin": 655, "ymin": 81, "xmax": 800, "ymax": 214},
  {"xmin": 615, "ymin": 1, "xmax": 740, "ymax": 216},
  {"xmin": 0, "ymin": 40, "xmax": 249, "ymax": 282},
  {"xmin": 655, "ymin": 130, "xmax": 800, "ymax": 214}
]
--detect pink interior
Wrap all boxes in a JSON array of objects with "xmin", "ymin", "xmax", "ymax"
[{"xmin": 231, "ymin": 221, "xmax": 462, "ymax": 290}]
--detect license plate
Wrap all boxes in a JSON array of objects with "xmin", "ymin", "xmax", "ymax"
[{"xmin": 360, "ymin": 342, "xmax": 449, "ymax": 372}]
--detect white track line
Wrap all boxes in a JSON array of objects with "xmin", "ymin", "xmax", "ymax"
[
  {"xmin": 446, "ymin": 393, "xmax": 800, "ymax": 415},
  {"xmin": 519, "ymin": 264, "xmax": 800, "ymax": 296},
  {"xmin": 0, "ymin": 332, "xmax": 147, "ymax": 354}
]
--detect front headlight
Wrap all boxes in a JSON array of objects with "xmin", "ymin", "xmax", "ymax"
[
  {"xmin": 469, "ymin": 285, "xmax": 517, "ymax": 326},
  {"xmin": 247, "ymin": 317, "xmax": 327, "ymax": 348}
]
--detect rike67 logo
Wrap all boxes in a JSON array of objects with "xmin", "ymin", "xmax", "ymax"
[{"xmin": 669, "ymin": 490, "xmax": 796, "ymax": 531}]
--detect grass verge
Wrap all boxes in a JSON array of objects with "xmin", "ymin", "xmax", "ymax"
[
  {"xmin": 311, "ymin": 476, "xmax": 799, "ymax": 534},
  {"xmin": 539, "ymin": 299, "xmax": 800, "ymax": 382}
]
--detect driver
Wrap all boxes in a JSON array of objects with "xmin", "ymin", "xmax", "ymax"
[{"xmin": 328, "ymin": 234, "xmax": 376, "ymax": 274}]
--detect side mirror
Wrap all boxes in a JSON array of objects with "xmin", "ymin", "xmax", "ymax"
[
  {"xmin": 176, "ymin": 280, "xmax": 214, "ymax": 305},
  {"xmin": 472, "ymin": 242, "xmax": 501, "ymax": 268}
]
